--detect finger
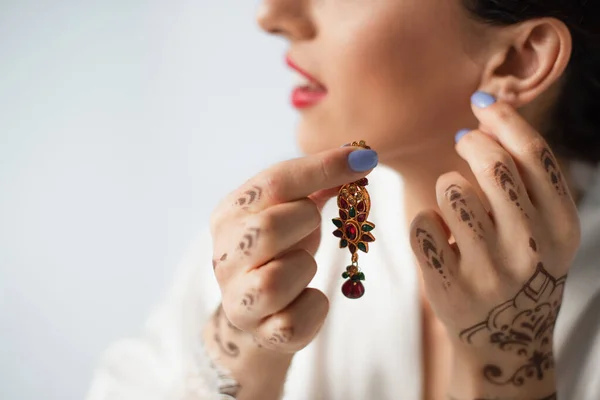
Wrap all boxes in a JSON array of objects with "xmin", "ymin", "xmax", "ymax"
[
  {"xmin": 224, "ymin": 249, "xmax": 318, "ymax": 330},
  {"xmin": 286, "ymin": 228, "xmax": 322, "ymax": 257},
  {"xmin": 226, "ymin": 146, "xmax": 378, "ymax": 213},
  {"xmin": 469, "ymin": 94, "xmax": 575, "ymax": 210},
  {"xmin": 308, "ymin": 186, "xmax": 343, "ymax": 211},
  {"xmin": 211, "ymin": 185, "xmax": 337, "ymax": 274},
  {"xmin": 455, "ymin": 129, "xmax": 535, "ymax": 225},
  {"xmin": 410, "ymin": 210, "xmax": 458, "ymax": 291},
  {"xmin": 436, "ymin": 172, "xmax": 495, "ymax": 250},
  {"xmin": 213, "ymin": 198, "xmax": 321, "ymax": 283},
  {"xmin": 255, "ymin": 288, "xmax": 329, "ymax": 353}
]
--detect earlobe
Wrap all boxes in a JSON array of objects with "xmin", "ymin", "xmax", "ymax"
[{"xmin": 478, "ymin": 18, "xmax": 572, "ymax": 108}]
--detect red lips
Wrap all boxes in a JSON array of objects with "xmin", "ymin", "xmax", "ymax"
[{"xmin": 286, "ymin": 54, "xmax": 328, "ymax": 109}]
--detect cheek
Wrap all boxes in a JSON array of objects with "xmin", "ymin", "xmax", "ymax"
[
  {"xmin": 334, "ymin": 22, "xmax": 478, "ymax": 149},
  {"xmin": 297, "ymin": 2, "xmax": 482, "ymax": 156}
]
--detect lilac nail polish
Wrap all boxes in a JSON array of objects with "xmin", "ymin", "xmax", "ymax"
[
  {"xmin": 455, "ymin": 129, "xmax": 471, "ymax": 143},
  {"xmin": 471, "ymin": 91, "xmax": 496, "ymax": 108},
  {"xmin": 348, "ymin": 150, "xmax": 378, "ymax": 172}
]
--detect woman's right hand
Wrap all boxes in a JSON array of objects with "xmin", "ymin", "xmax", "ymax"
[{"xmin": 209, "ymin": 145, "xmax": 378, "ymax": 354}]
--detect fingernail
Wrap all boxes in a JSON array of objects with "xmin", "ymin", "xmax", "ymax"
[
  {"xmin": 471, "ymin": 91, "xmax": 496, "ymax": 108},
  {"xmin": 455, "ymin": 129, "xmax": 471, "ymax": 143},
  {"xmin": 340, "ymin": 143, "xmax": 351, "ymax": 148},
  {"xmin": 348, "ymin": 149, "xmax": 378, "ymax": 172}
]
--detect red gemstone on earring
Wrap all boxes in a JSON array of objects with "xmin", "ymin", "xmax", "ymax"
[
  {"xmin": 356, "ymin": 201, "xmax": 366, "ymax": 212},
  {"xmin": 342, "ymin": 279, "xmax": 365, "ymax": 299},
  {"xmin": 339, "ymin": 210, "xmax": 348, "ymax": 221},
  {"xmin": 345, "ymin": 224, "xmax": 357, "ymax": 240}
]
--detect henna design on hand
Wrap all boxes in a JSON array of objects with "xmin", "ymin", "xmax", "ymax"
[
  {"xmin": 493, "ymin": 162, "xmax": 528, "ymax": 217},
  {"xmin": 241, "ymin": 288, "xmax": 260, "ymax": 311},
  {"xmin": 445, "ymin": 184, "xmax": 485, "ymax": 239},
  {"xmin": 416, "ymin": 228, "xmax": 450, "ymax": 287},
  {"xmin": 213, "ymin": 305, "xmax": 241, "ymax": 358},
  {"xmin": 238, "ymin": 227, "xmax": 260, "ymax": 256},
  {"xmin": 241, "ymin": 294, "xmax": 254, "ymax": 310},
  {"xmin": 459, "ymin": 263, "xmax": 566, "ymax": 386},
  {"xmin": 212, "ymin": 253, "xmax": 228, "ymax": 270},
  {"xmin": 235, "ymin": 185, "xmax": 263, "ymax": 207},
  {"xmin": 252, "ymin": 335, "xmax": 263, "ymax": 349},
  {"xmin": 540, "ymin": 148, "xmax": 567, "ymax": 196},
  {"xmin": 267, "ymin": 327, "xmax": 294, "ymax": 345},
  {"xmin": 529, "ymin": 238, "xmax": 538, "ymax": 252}
]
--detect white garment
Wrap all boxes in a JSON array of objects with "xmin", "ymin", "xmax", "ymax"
[{"xmin": 86, "ymin": 165, "xmax": 600, "ymax": 400}]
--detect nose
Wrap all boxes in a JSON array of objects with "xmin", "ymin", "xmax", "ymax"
[{"xmin": 256, "ymin": 0, "xmax": 316, "ymax": 40}]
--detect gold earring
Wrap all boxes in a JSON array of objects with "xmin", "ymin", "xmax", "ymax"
[{"xmin": 332, "ymin": 140, "xmax": 376, "ymax": 299}]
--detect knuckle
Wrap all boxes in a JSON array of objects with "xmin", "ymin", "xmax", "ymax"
[
  {"xmin": 302, "ymin": 198, "xmax": 322, "ymax": 226},
  {"xmin": 410, "ymin": 211, "xmax": 431, "ymax": 234},
  {"xmin": 317, "ymin": 153, "xmax": 336, "ymax": 182},
  {"xmin": 517, "ymin": 138, "xmax": 547, "ymax": 158},
  {"xmin": 459, "ymin": 129, "xmax": 479, "ymax": 146},
  {"xmin": 221, "ymin": 298, "xmax": 247, "ymax": 330},
  {"xmin": 291, "ymin": 249, "xmax": 318, "ymax": 278},
  {"xmin": 313, "ymin": 289, "xmax": 330, "ymax": 314},
  {"xmin": 514, "ymin": 255, "xmax": 542, "ymax": 281},
  {"xmin": 266, "ymin": 315, "xmax": 295, "ymax": 339},
  {"xmin": 297, "ymin": 199, "xmax": 323, "ymax": 231},
  {"xmin": 436, "ymin": 172, "xmax": 467, "ymax": 197},
  {"xmin": 469, "ymin": 270, "xmax": 502, "ymax": 298},
  {"xmin": 479, "ymin": 152, "xmax": 513, "ymax": 179},
  {"xmin": 261, "ymin": 170, "xmax": 286, "ymax": 204},
  {"xmin": 213, "ymin": 261, "xmax": 227, "ymax": 283},
  {"xmin": 256, "ymin": 211, "xmax": 277, "ymax": 235},
  {"xmin": 254, "ymin": 268, "xmax": 279, "ymax": 295},
  {"xmin": 554, "ymin": 219, "xmax": 582, "ymax": 250}
]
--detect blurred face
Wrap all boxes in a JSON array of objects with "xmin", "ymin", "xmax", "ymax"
[{"xmin": 256, "ymin": 0, "xmax": 491, "ymax": 163}]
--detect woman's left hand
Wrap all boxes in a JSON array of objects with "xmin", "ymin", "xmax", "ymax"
[{"xmin": 409, "ymin": 92, "xmax": 581, "ymax": 400}]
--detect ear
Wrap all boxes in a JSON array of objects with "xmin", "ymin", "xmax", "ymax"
[{"xmin": 479, "ymin": 18, "xmax": 572, "ymax": 107}]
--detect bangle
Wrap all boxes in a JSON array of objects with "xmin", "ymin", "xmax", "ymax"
[
  {"xmin": 185, "ymin": 337, "xmax": 240, "ymax": 400},
  {"xmin": 203, "ymin": 341, "xmax": 241, "ymax": 399}
]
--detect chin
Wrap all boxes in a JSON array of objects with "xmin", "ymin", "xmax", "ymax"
[{"xmin": 294, "ymin": 119, "xmax": 337, "ymax": 155}]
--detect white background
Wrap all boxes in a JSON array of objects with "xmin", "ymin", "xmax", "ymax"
[{"xmin": 0, "ymin": 1, "xmax": 300, "ymax": 398}]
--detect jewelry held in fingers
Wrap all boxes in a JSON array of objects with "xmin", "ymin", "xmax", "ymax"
[{"xmin": 332, "ymin": 140, "xmax": 376, "ymax": 299}]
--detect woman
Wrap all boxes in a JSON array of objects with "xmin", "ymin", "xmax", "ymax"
[{"xmin": 87, "ymin": 0, "xmax": 600, "ymax": 399}]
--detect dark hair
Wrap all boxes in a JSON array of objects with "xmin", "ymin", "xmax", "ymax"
[{"xmin": 464, "ymin": 0, "xmax": 600, "ymax": 163}]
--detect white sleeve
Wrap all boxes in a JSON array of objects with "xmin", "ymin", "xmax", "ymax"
[{"xmin": 85, "ymin": 230, "xmax": 228, "ymax": 400}]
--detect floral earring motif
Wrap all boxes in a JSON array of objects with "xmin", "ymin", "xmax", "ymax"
[{"xmin": 332, "ymin": 140, "xmax": 376, "ymax": 299}]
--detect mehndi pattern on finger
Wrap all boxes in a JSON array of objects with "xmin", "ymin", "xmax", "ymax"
[
  {"xmin": 445, "ymin": 184, "xmax": 485, "ymax": 239},
  {"xmin": 238, "ymin": 227, "xmax": 260, "ymax": 256},
  {"xmin": 241, "ymin": 288, "xmax": 261, "ymax": 311},
  {"xmin": 212, "ymin": 253, "xmax": 228, "ymax": 270},
  {"xmin": 235, "ymin": 185, "xmax": 263, "ymax": 208},
  {"xmin": 267, "ymin": 327, "xmax": 294, "ymax": 345},
  {"xmin": 493, "ymin": 162, "xmax": 528, "ymax": 217},
  {"xmin": 529, "ymin": 237, "xmax": 538, "ymax": 252},
  {"xmin": 540, "ymin": 148, "xmax": 568, "ymax": 196},
  {"xmin": 415, "ymin": 228, "xmax": 450, "ymax": 288},
  {"xmin": 213, "ymin": 305, "xmax": 242, "ymax": 358}
]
